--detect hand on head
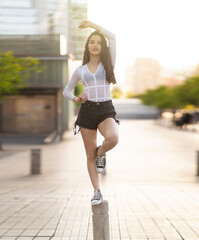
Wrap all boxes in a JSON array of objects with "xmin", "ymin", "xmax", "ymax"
[{"xmin": 79, "ymin": 20, "xmax": 90, "ymax": 29}]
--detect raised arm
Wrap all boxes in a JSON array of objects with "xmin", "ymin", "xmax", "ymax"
[
  {"xmin": 79, "ymin": 20, "xmax": 102, "ymax": 32},
  {"xmin": 79, "ymin": 20, "xmax": 116, "ymax": 67}
]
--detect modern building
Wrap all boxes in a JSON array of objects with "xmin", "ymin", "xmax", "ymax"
[
  {"xmin": 0, "ymin": 0, "xmax": 69, "ymax": 35},
  {"xmin": 0, "ymin": 0, "xmax": 38, "ymax": 35},
  {"xmin": 0, "ymin": 35, "xmax": 76, "ymax": 138},
  {"xmin": 161, "ymin": 77, "xmax": 183, "ymax": 88},
  {"xmin": 125, "ymin": 58, "xmax": 163, "ymax": 94},
  {"xmin": 0, "ymin": 0, "xmax": 88, "ymax": 138},
  {"xmin": 68, "ymin": 0, "xmax": 90, "ymax": 60},
  {"xmin": 0, "ymin": 0, "xmax": 88, "ymax": 58}
]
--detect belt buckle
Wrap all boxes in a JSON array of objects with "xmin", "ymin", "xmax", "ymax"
[{"xmin": 97, "ymin": 102, "xmax": 99, "ymax": 105}]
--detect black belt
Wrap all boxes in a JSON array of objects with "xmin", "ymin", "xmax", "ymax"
[{"xmin": 84, "ymin": 99, "xmax": 112, "ymax": 106}]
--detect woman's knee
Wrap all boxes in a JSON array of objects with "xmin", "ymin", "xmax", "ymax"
[{"xmin": 106, "ymin": 133, "xmax": 119, "ymax": 146}]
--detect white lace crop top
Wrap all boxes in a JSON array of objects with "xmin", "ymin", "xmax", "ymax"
[{"xmin": 63, "ymin": 27, "xmax": 116, "ymax": 102}]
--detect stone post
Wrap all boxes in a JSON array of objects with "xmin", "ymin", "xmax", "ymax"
[
  {"xmin": 92, "ymin": 200, "xmax": 110, "ymax": 240},
  {"xmin": 31, "ymin": 149, "xmax": 41, "ymax": 174}
]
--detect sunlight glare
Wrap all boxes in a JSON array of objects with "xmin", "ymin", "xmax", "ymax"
[{"xmin": 88, "ymin": 0, "xmax": 199, "ymax": 70}]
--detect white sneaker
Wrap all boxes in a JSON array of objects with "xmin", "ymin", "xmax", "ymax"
[
  {"xmin": 96, "ymin": 146, "xmax": 106, "ymax": 174},
  {"xmin": 91, "ymin": 189, "xmax": 103, "ymax": 205}
]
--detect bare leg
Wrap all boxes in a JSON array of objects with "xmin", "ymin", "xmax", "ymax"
[
  {"xmin": 80, "ymin": 127, "xmax": 100, "ymax": 190},
  {"xmin": 97, "ymin": 118, "xmax": 119, "ymax": 156}
]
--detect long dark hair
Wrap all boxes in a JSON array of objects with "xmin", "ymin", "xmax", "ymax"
[{"xmin": 82, "ymin": 31, "xmax": 116, "ymax": 84}]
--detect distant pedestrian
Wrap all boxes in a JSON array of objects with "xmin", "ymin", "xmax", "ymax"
[{"xmin": 63, "ymin": 20, "xmax": 120, "ymax": 205}]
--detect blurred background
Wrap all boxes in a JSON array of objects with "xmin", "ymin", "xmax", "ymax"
[
  {"xmin": 0, "ymin": 1, "xmax": 199, "ymax": 239},
  {"xmin": 0, "ymin": 0, "xmax": 199, "ymax": 145}
]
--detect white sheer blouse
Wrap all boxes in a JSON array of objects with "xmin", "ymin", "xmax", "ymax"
[{"xmin": 63, "ymin": 27, "xmax": 116, "ymax": 102}]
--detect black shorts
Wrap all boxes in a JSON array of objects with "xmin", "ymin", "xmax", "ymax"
[{"xmin": 73, "ymin": 99, "xmax": 120, "ymax": 135}]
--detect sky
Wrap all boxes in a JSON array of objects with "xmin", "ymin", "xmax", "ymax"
[{"xmin": 87, "ymin": 0, "xmax": 199, "ymax": 82}]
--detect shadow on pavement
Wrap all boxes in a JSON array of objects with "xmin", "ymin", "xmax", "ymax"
[{"xmin": 1, "ymin": 135, "xmax": 47, "ymax": 145}]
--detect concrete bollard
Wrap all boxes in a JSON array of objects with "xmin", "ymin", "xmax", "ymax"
[
  {"xmin": 31, "ymin": 149, "xmax": 41, "ymax": 175},
  {"xmin": 197, "ymin": 150, "xmax": 199, "ymax": 176},
  {"xmin": 92, "ymin": 200, "xmax": 110, "ymax": 240}
]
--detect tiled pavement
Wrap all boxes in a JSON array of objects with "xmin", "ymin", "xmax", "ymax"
[{"xmin": 0, "ymin": 119, "xmax": 199, "ymax": 240}]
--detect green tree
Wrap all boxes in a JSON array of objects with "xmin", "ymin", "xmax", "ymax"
[
  {"xmin": 174, "ymin": 76, "xmax": 199, "ymax": 107},
  {"xmin": 111, "ymin": 86, "xmax": 122, "ymax": 98},
  {"xmin": 0, "ymin": 51, "xmax": 44, "ymax": 100},
  {"xmin": 0, "ymin": 51, "xmax": 45, "ymax": 149},
  {"xmin": 139, "ymin": 86, "xmax": 179, "ymax": 110},
  {"xmin": 126, "ymin": 90, "xmax": 135, "ymax": 98},
  {"xmin": 138, "ymin": 76, "xmax": 199, "ymax": 110},
  {"xmin": 74, "ymin": 81, "xmax": 84, "ymax": 108}
]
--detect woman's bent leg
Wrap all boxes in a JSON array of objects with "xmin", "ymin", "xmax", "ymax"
[
  {"xmin": 80, "ymin": 127, "xmax": 100, "ymax": 190},
  {"xmin": 97, "ymin": 118, "xmax": 119, "ymax": 156}
]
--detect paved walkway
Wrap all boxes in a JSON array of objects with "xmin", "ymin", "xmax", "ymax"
[{"xmin": 0, "ymin": 120, "xmax": 199, "ymax": 240}]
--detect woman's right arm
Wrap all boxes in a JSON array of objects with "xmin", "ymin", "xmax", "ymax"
[{"xmin": 63, "ymin": 67, "xmax": 81, "ymax": 102}]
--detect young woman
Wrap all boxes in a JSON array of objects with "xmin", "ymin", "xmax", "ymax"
[{"xmin": 63, "ymin": 20, "xmax": 120, "ymax": 205}]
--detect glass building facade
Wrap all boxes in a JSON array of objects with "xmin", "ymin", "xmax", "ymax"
[
  {"xmin": 0, "ymin": 0, "xmax": 88, "ymax": 59},
  {"xmin": 68, "ymin": 0, "xmax": 89, "ymax": 59},
  {"xmin": 0, "ymin": 0, "xmax": 38, "ymax": 34}
]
